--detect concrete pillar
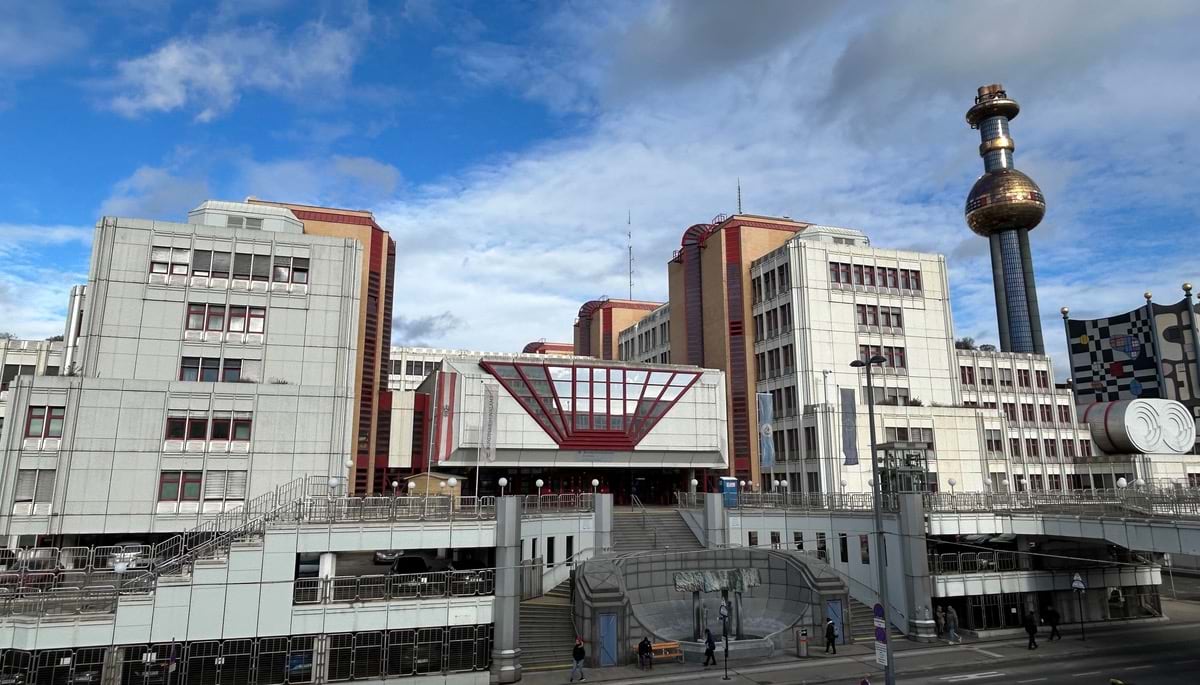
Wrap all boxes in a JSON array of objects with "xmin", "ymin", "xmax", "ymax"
[
  {"xmin": 594, "ymin": 493, "xmax": 613, "ymax": 553},
  {"xmin": 491, "ymin": 496, "xmax": 523, "ymax": 684},
  {"xmin": 100, "ymin": 646, "xmax": 121, "ymax": 685},
  {"xmin": 702, "ymin": 493, "xmax": 727, "ymax": 548},
  {"xmin": 897, "ymin": 493, "xmax": 937, "ymax": 641}
]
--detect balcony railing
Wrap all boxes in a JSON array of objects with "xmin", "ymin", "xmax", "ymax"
[
  {"xmin": 272, "ymin": 493, "xmax": 593, "ymax": 526},
  {"xmin": 928, "ymin": 551, "xmax": 1018, "ymax": 574},
  {"xmin": 293, "ymin": 569, "xmax": 495, "ymax": 605}
]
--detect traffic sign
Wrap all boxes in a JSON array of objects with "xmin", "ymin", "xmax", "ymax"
[
  {"xmin": 873, "ymin": 603, "xmax": 884, "ymax": 619},
  {"xmin": 1071, "ymin": 573, "xmax": 1086, "ymax": 591},
  {"xmin": 875, "ymin": 640, "xmax": 887, "ymax": 666}
]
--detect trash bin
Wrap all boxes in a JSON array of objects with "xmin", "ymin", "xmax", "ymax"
[{"xmin": 796, "ymin": 628, "xmax": 809, "ymax": 658}]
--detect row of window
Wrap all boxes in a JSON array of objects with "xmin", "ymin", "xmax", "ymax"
[
  {"xmin": 856, "ymin": 304, "xmax": 904, "ymax": 329},
  {"xmin": 1000, "ymin": 402, "xmax": 1074, "ymax": 424},
  {"xmin": 158, "ymin": 470, "xmax": 248, "ymax": 502},
  {"xmin": 2, "ymin": 364, "xmax": 61, "ymax": 392},
  {"xmin": 1010, "ymin": 438, "xmax": 1093, "ymax": 459},
  {"xmin": 745, "ymin": 530, "xmax": 874, "ymax": 566},
  {"xmin": 180, "ymin": 357, "xmax": 259, "ymax": 382},
  {"xmin": 830, "ymin": 262, "xmax": 923, "ymax": 291},
  {"xmin": 884, "ymin": 426, "xmax": 934, "ymax": 444},
  {"xmin": 753, "ymin": 304, "xmax": 793, "ymax": 342},
  {"xmin": 166, "ymin": 414, "xmax": 253, "ymax": 441},
  {"xmin": 754, "ymin": 344, "xmax": 796, "ymax": 380},
  {"xmin": 858, "ymin": 344, "xmax": 907, "ymax": 368},
  {"xmin": 751, "ymin": 264, "xmax": 791, "ymax": 304},
  {"xmin": 151, "ymin": 247, "xmax": 309, "ymax": 284},
  {"xmin": 186, "ymin": 303, "xmax": 267, "ymax": 333},
  {"xmin": 396, "ymin": 360, "xmax": 439, "ymax": 377},
  {"xmin": 960, "ymin": 365, "xmax": 1050, "ymax": 389},
  {"xmin": 768, "ymin": 425, "xmax": 820, "ymax": 460},
  {"xmin": 14, "ymin": 469, "xmax": 55, "ymax": 503}
]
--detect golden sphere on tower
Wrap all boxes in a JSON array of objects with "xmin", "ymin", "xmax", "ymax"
[{"xmin": 964, "ymin": 168, "xmax": 1045, "ymax": 237}]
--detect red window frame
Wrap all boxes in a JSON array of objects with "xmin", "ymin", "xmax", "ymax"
[
  {"xmin": 232, "ymin": 418, "xmax": 252, "ymax": 441},
  {"xmin": 211, "ymin": 417, "xmax": 232, "ymax": 440},
  {"xmin": 247, "ymin": 307, "xmax": 266, "ymax": 334},
  {"xmin": 205, "ymin": 304, "xmax": 225, "ymax": 332},
  {"xmin": 186, "ymin": 417, "xmax": 208, "ymax": 440},
  {"xmin": 186, "ymin": 304, "xmax": 207, "ymax": 331},
  {"xmin": 166, "ymin": 417, "xmax": 186, "ymax": 440},
  {"xmin": 158, "ymin": 472, "xmax": 181, "ymax": 501},
  {"xmin": 25, "ymin": 406, "xmax": 46, "ymax": 438}
]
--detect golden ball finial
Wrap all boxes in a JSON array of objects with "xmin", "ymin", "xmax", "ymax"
[
  {"xmin": 1144, "ymin": 291, "xmax": 1153, "ymax": 302},
  {"xmin": 1060, "ymin": 306, "xmax": 1070, "ymax": 317},
  {"xmin": 1184, "ymin": 282, "xmax": 1193, "ymax": 294}
]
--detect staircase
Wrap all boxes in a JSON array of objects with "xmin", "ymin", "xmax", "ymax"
[
  {"xmin": 846, "ymin": 596, "xmax": 902, "ymax": 642},
  {"xmin": 519, "ymin": 580, "xmax": 576, "ymax": 671},
  {"xmin": 612, "ymin": 508, "xmax": 703, "ymax": 552}
]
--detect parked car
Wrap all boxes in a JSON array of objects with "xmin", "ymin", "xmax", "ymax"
[
  {"xmin": 373, "ymin": 550, "xmax": 404, "ymax": 564},
  {"xmin": 390, "ymin": 556, "xmax": 430, "ymax": 575}
]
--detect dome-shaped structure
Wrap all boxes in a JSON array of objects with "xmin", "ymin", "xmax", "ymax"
[{"xmin": 964, "ymin": 168, "xmax": 1045, "ymax": 236}]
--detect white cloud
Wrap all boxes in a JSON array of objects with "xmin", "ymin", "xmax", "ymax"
[
  {"xmin": 238, "ymin": 155, "xmax": 403, "ymax": 208},
  {"xmin": 104, "ymin": 9, "xmax": 369, "ymax": 121},
  {"xmin": 0, "ymin": 225, "xmax": 90, "ymax": 339},
  {"xmin": 0, "ymin": 2, "xmax": 87, "ymax": 70},
  {"xmin": 100, "ymin": 166, "xmax": 211, "ymax": 220},
  {"xmin": 380, "ymin": 0, "xmax": 1200, "ymax": 367}
]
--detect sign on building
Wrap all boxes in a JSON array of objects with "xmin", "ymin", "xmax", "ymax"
[{"xmin": 480, "ymin": 384, "xmax": 500, "ymax": 463}]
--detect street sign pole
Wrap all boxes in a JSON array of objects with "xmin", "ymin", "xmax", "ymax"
[{"xmin": 1072, "ymin": 573, "xmax": 1087, "ymax": 641}]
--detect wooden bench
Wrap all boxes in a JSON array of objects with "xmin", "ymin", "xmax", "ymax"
[{"xmin": 633, "ymin": 641, "xmax": 683, "ymax": 665}]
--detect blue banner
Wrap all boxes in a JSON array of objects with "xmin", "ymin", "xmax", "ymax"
[{"xmin": 757, "ymin": 392, "xmax": 775, "ymax": 470}]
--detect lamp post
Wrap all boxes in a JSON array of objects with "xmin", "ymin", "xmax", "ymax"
[
  {"xmin": 780, "ymin": 479, "xmax": 789, "ymax": 507},
  {"xmin": 391, "ymin": 480, "xmax": 399, "ymax": 498},
  {"xmin": 498, "ymin": 477, "xmax": 508, "ymax": 498},
  {"xmin": 850, "ymin": 354, "xmax": 894, "ymax": 685},
  {"xmin": 536, "ymin": 478, "xmax": 545, "ymax": 497},
  {"xmin": 592, "ymin": 478, "xmax": 600, "ymax": 496},
  {"xmin": 948, "ymin": 478, "xmax": 957, "ymax": 512}
]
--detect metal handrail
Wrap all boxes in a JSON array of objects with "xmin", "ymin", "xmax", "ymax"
[{"xmin": 294, "ymin": 569, "xmax": 496, "ymax": 605}]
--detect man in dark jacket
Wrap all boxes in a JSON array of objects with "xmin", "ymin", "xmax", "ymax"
[
  {"xmin": 570, "ymin": 638, "xmax": 586, "ymax": 682},
  {"xmin": 1023, "ymin": 613, "xmax": 1039, "ymax": 650},
  {"xmin": 1044, "ymin": 606, "xmax": 1061, "ymax": 641},
  {"xmin": 824, "ymin": 618, "xmax": 837, "ymax": 654},
  {"xmin": 637, "ymin": 637, "xmax": 653, "ymax": 670},
  {"xmin": 703, "ymin": 629, "xmax": 717, "ymax": 667}
]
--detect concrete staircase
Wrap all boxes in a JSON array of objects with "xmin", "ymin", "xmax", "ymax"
[
  {"xmin": 519, "ymin": 580, "xmax": 576, "ymax": 671},
  {"xmin": 612, "ymin": 509, "xmax": 704, "ymax": 553}
]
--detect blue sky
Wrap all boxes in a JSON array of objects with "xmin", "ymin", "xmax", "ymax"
[{"xmin": 1, "ymin": 1, "xmax": 1198, "ymax": 377}]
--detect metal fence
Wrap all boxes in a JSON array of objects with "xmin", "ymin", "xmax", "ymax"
[
  {"xmin": 293, "ymin": 570, "xmax": 495, "ymax": 605},
  {"xmin": 675, "ymin": 490, "xmax": 890, "ymax": 511},
  {"xmin": 272, "ymin": 493, "xmax": 594, "ymax": 526},
  {"xmin": 928, "ymin": 551, "xmax": 1019, "ymax": 575},
  {"xmin": 0, "ymin": 585, "xmax": 121, "ymax": 618}
]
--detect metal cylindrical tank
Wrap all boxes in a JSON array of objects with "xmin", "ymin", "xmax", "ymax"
[{"xmin": 1082, "ymin": 399, "xmax": 1196, "ymax": 454}]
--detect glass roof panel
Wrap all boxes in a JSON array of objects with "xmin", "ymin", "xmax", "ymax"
[
  {"xmin": 661, "ymin": 385, "xmax": 684, "ymax": 402},
  {"xmin": 626, "ymin": 370, "xmax": 648, "ymax": 385},
  {"xmin": 522, "ymin": 365, "xmax": 549, "ymax": 381},
  {"xmin": 669, "ymin": 373, "xmax": 696, "ymax": 386},
  {"xmin": 649, "ymin": 371, "xmax": 673, "ymax": 384},
  {"xmin": 575, "ymin": 367, "xmax": 590, "ymax": 380},
  {"xmin": 610, "ymin": 369, "xmax": 624, "ymax": 382},
  {"xmin": 592, "ymin": 368, "xmax": 606, "ymax": 382},
  {"xmin": 549, "ymin": 367, "xmax": 572, "ymax": 381},
  {"xmin": 492, "ymin": 364, "xmax": 521, "ymax": 379}
]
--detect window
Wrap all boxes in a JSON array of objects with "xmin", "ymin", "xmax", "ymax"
[
  {"xmin": 979, "ymin": 367, "xmax": 994, "ymax": 386},
  {"xmin": 273, "ymin": 256, "xmax": 291, "ymax": 282},
  {"xmin": 1017, "ymin": 369, "xmax": 1032, "ymax": 388},
  {"xmin": 251, "ymin": 253, "xmax": 271, "ymax": 281},
  {"xmin": 25, "ymin": 406, "xmax": 64, "ymax": 439},
  {"xmin": 838, "ymin": 533, "xmax": 849, "ymax": 563},
  {"xmin": 748, "ymin": 531, "xmax": 758, "ymax": 547},
  {"xmin": 1189, "ymin": 473, "xmax": 1200, "ymax": 488},
  {"xmin": 232, "ymin": 416, "xmax": 252, "ymax": 441},
  {"xmin": 1029, "ymin": 474, "xmax": 1045, "ymax": 491},
  {"xmin": 166, "ymin": 417, "xmax": 186, "ymax": 440},
  {"xmin": 1057, "ymin": 405, "xmax": 1072, "ymax": 424},
  {"xmin": 225, "ymin": 215, "xmax": 263, "ymax": 230},
  {"xmin": 1044, "ymin": 439, "xmax": 1057, "ymax": 458},
  {"xmin": 999, "ymin": 368, "xmax": 1013, "ymax": 387},
  {"xmin": 793, "ymin": 531, "xmax": 804, "ymax": 550},
  {"xmin": 882, "ymin": 306, "xmax": 903, "ymax": 329},
  {"xmin": 1062, "ymin": 439, "xmax": 1076, "ymax": 458},
  {"xmin": 1002, "ymin": 403, "xmax": 1017, "ymax": 421},
  {"xmin": 211, "ymin": 251, "xmax": 231, "ymax": 278},
  {"xmin": 228, "ymin": 305, "xmax": 247, "ymax": 332},
  {"xmin": 203, "ymin": 470, "xmax": 248, "ymax": 502},
  {"xmin": 883, "ymin": 346, "xmax": 906, "ymax": 368},
  {"xmin": 192, "ymin": 250, "xmax": 212, "ymax": 277},
  {"xmin": 1048, "ymin": 474, "xmax": 1062, "ymax": 490},
  {"xmin": 150, "ymin": 247, "xmax": 189, "ymax": 275},
  {"xmin": 14, "ymin": 469, "xmax": 55, "ymax": 503},
  {"xmin": 211, "ymin": 415, "xmax": 232, "ymax": 440},
  {"xmin": 187, "ymin": 416, "xmax": 209, "ymax": 440},
  {"xmin": 860, "ymin": 534, "xmax": 870, "ymax": 564},
  {"xmin": 1010, "ymin": 438, "xmax": 1021, "ymax": 457},
  {"xmin": 1025, "ymin": 438, "xmax": 1040, "ymax": 458},
  {"xmin": 960, "ymin": 366, "xmax": 976, "ymax": 386},
  {"xmin": 248, "ymin": 306, "xmax": 266, "ymax": 333},
  {"xmin": 816, "ymin": 532, "xmax": 827, "ymax": 560},
  {"xmin": 200, "ymin": 358, "xmax": 220, "ymax": 381},
  {"xmin": 985, "ymin": 430, "xmax": 1004, "ymax": 453},
  {"xmin": 770, "ymin": 531, "xmax": 781, "ymax": 549},
  {"xmin": 1080, "ymin": 441, "xmax": 1092, "ymax": 457},
  {"xmin": 186, "ymin": 304, "xmax": 206, "ymax": 330},
  {"xmin": 159, "ymin": 471, "xmax": 202, "ymax": 501},
  {"xmin": 853, "ymin": 264, "xmax": 864, "ymax": 285},
  {"xmin": 221, "ymin": 359, "xmax": 242, "ymax": 382},
  {"xmin": 1036, "ymin": 370, "xmax": 1050, "ymax": 389},
  {"xmin": 829, "ymin": 261, "xmax": 852, "ymax": 285},
  {"xmin": 291, "ymin": 257, "xmax": 309, "ymax": 284},
  {"xmin": 1021, "ymin": 404, "xmax": 1035, "ymax": 422},
  {"xmin": 206, "ymin": 304, "xmax": 225, "ymax": 331},
  {"xmin": 233, "ymin": 253, "xmax": 253, "ymax": 280},
  {"xmin": 1039, "ymin": 404, "xmax": 1053, "ymax": 423}
]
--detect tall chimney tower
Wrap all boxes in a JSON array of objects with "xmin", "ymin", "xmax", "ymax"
[{"xmin": 965, "ymin": 84, "xmax": 1046, "ymax": 355}]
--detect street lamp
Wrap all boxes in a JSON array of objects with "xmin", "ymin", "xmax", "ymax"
[
  {"xmin": 592, "ymin": 478, "xmax": 600, "ymax": 496},
  {"xmin": 948, "ymin": 478, "xmax": 957, "ymax": 495},
  {"xmin": 536, "ymin": 478, "xmax": 545, "ymax": 497},
  {"xmin": 391, "ymin": 480, "xmax": 399, "ymax": 498},
  {"xmin": 850, "ymin": 353, "xmax": 894, "ymax": 685},
  {"xmin": 498, "ymin": 477, "xmax": 508, "ymax": 498},
  {"xmin": 1117, "ymin": 477, "xmax": 1128, "ymax": 489}
]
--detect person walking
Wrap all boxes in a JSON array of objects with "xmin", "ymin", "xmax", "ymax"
[
  {"xmin": 637, "ymin": 636, "xmax": 653, "ymax": 670},
  {"xmin": 570, "ymin": 638, "xmax": 586, "ymax": 682},
  {"xmin": 945, "ymin": 606, "xmax": 961, "ymax": 644},
  {"xmin": 1045, "ymin": 606, "xmax": 1061, "ymax": 641},
  {"xmin": 934, "ymin": 606, "xmax": 945, "ymax": 639},
  {"xmin": 703, "ymin": 628, "xmax": 717, "ymax": 667},
  {"xmin": 824, "ymin": 618, "xmax": 837, "ymax": 655},
  {"xmin": 1023, "ymin": 612, "xmax": 1039, "ymax": 650}
]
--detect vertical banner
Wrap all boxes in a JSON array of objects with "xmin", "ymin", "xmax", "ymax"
[
  {"xmin": 841, "ymin": 388, "xmax": 859, "ymax": 466},
  {"xmin": 757, "ymin": 392, "xmax": 775, "ymax": 470},
  {"xmin": 480, "ymin": 383, "xmax": 500, "ymax": 463}
]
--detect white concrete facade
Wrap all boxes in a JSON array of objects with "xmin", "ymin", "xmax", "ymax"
[{"xmin": 0, "ymin": 339, "xmax": 63, "ymax": 439}]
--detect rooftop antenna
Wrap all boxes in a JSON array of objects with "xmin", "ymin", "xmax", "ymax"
[
  {"xmin": 737, "ymin": 178, "xmax": 743, "ymax": 214},
  {"xmin": 627, "ymin": 210, "xmax": 634, "ymax": 299}
]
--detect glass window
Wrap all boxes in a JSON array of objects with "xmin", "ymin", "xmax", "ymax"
[
  {"xmin": 181, "ymin": 472, "xmax": 202, "ymax": 501},
  {"xmin": 251, "ymin": 254, "xmax": 271, "ymax": 281},
  {"xmin": 180, "ymin": 357, "xmax": 201, "ymax": 381},
  {"xmin": 192, "ymin": 250, "xmax": 212, "ymax": 277},
  {"xmin": 25, "ymin": 406, "xmax": 46, "ymax": 437},
  {"xmin": 186, "ymin": 304, "xmax": 206, "ymax": 330},
  {"xmin": 211, "ymin": 416, "xmax": 232, "ymax": 440},
  {"xmin": 248, "ymin": 307, "xmax": 266, "ymax": 333},
  {"xmin": 187, "ymin": 417, "xmax": 208, "ymax": 440},
  {"xmin": 273, "ymin": 256, "xmax": 291, "ymax": 282},
  {"xmin": 166, "ymin": 417, "xmax": 186, "ymax": 440},
  {"xmin": 46, "ymin": 407, "xmax": 64, "ymax": 438},
  {"xmin": 233, "ymin": 253, "xmax": 253, "ymax": 279},
  {"xmin": 200, "ymin": 358, "xmax": 220, "ymax": 382},
  {"xmin": 228, "ymin": 305, "xmax": 247, "ymax": 332},
  {"xmin": 158, "ymin": 472, "xmax": 181, "ymax": 501},
  {"xmin": 206, "ymin": 305, "xmax": 225, "ymax": 331},
  {"xmin": 222, "ymin": 359, "xmax": 242, "ymax": 382},
  {"xmin": 212, "ymin": 251, "xmax": 231, "ymax": 278},
  {"xmin": 860, "ymin": 535, "xmax": 870, "ymax": 564},
  {"xmin": 232, "ymin": 418, "xmax": 252, "ymax": 441},
  {"xmin": 292, "ymin": 257, "xmax": 309, "ymax": 284}
]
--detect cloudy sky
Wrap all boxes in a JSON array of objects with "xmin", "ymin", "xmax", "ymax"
[{"xmin": 1, "ymin": 0, "xmax": 1198, "ymax": 376}]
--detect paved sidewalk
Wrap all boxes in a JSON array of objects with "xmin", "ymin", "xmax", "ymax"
[{"xmin": 522, "ymin": 599, "xmax": 1200, "ymax": 685}]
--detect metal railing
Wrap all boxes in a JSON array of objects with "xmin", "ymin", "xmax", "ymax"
[
  {"xmin": 928, "ymin": 551, "xmax": 1019, "ymax": 574},
  {"xmin": 676, "ymin": 490, "xmax": 892, "ymax": 511},
  {"xmin": 0, "ymin": 585, "xmax": 121, "ymax": 618},
  {"xmin": 293, "ymin": 569, "xmax": 495, "ymax": 605},
  {"xmin": 271, "ymin": 492, "xmax": 593, "ymax": 526}
]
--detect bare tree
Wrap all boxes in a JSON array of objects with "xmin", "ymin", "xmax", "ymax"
[{"xmin": 954, "ymin": 337, "xmax": 977, "ymax": 350}]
